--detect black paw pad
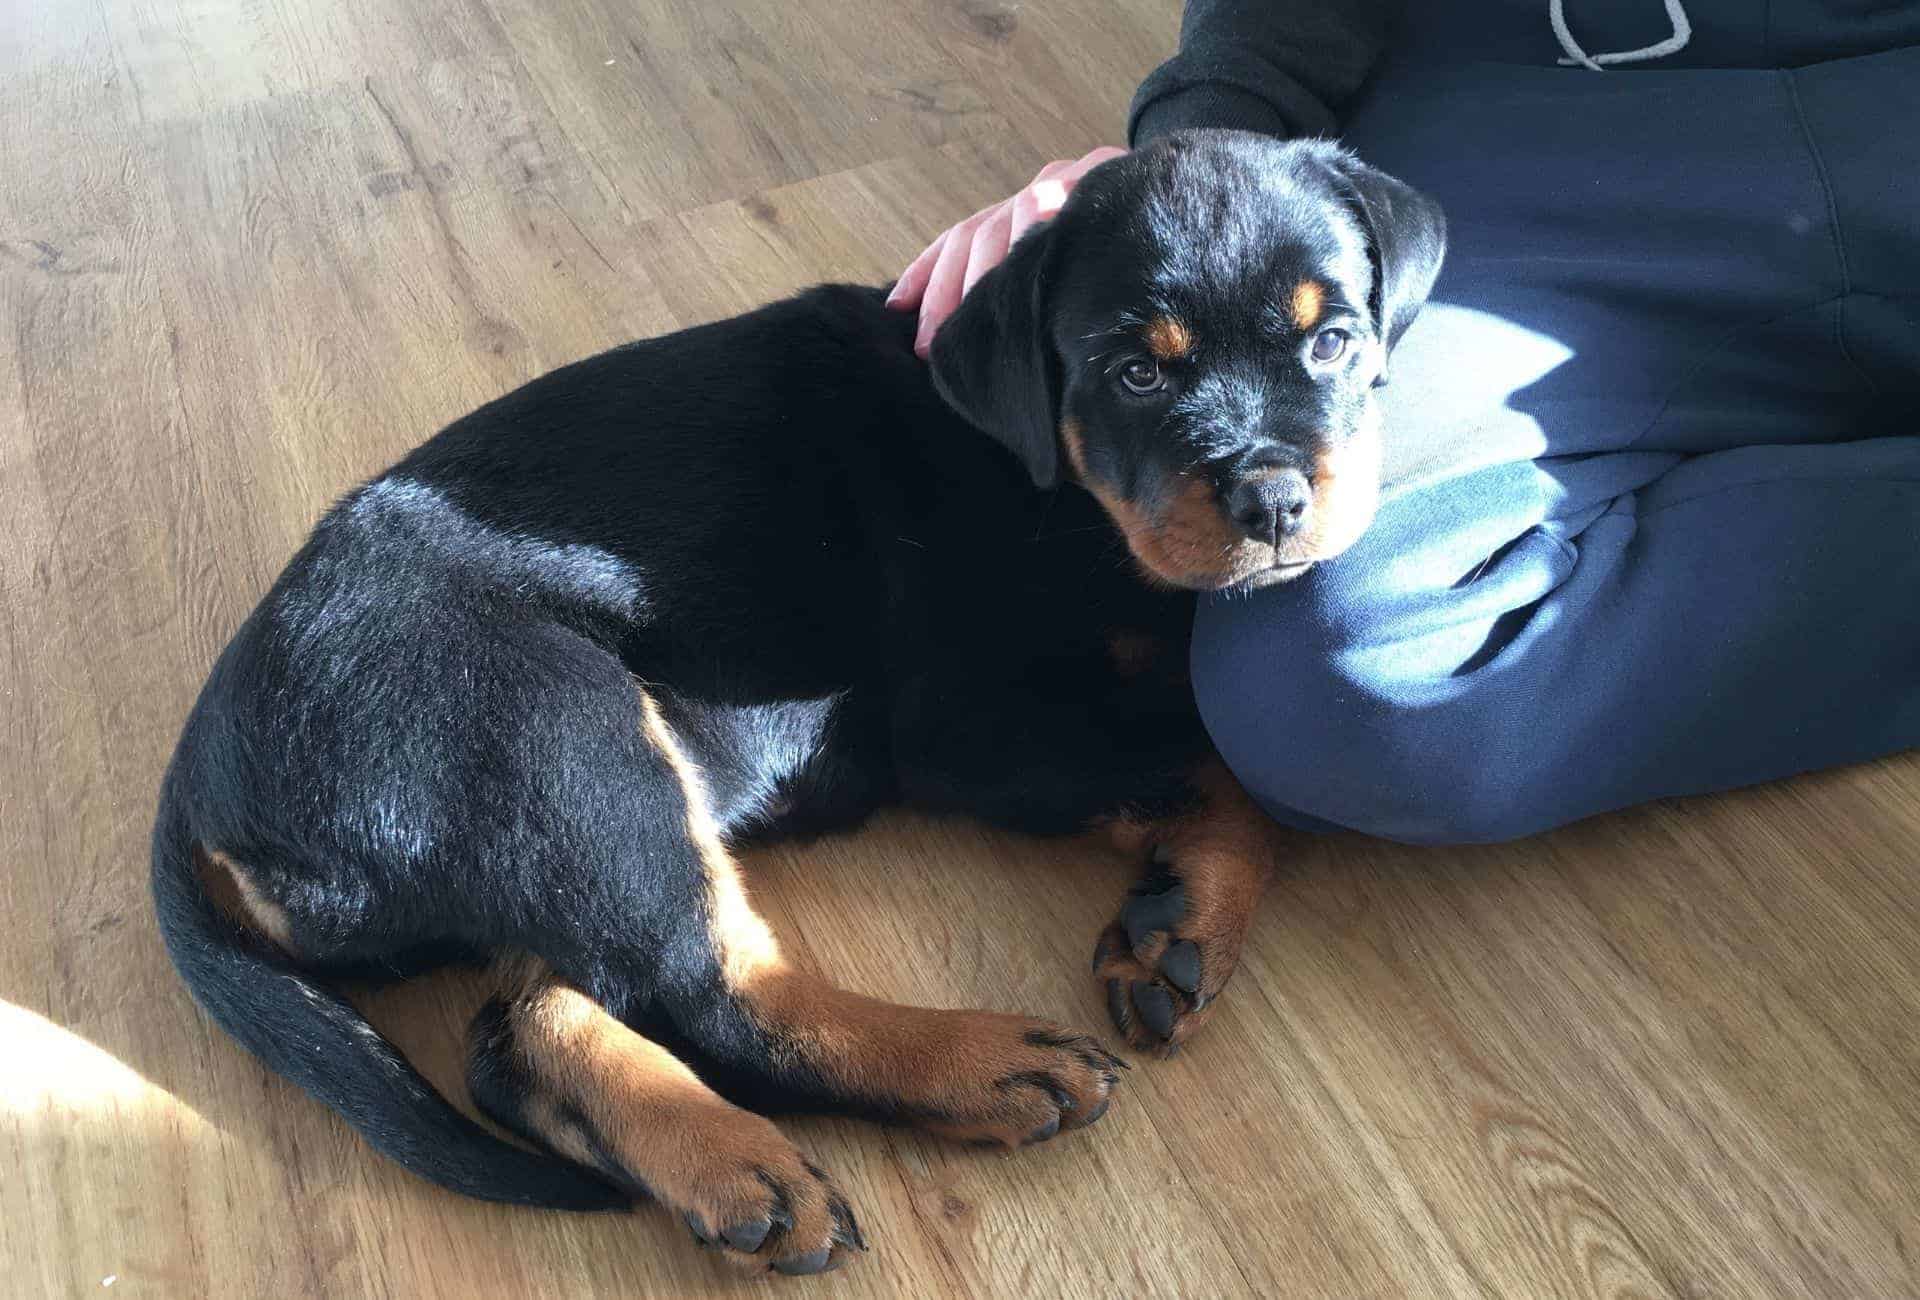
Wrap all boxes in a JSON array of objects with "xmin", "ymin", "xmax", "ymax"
[
  {"xmin": 1122, "ymin": 884, "xmax": 1186, "ymax": 949},
  {"xmin": 1159, "ymin": 940, "xmax": 1202, "ymax": 993},
  {"xmin": 722, "ymin": 1218, "xmax": 772, "ymax": 1254},
  {"xmin": 773, "ymin": 1247, "xmax": 836, "ymax": 1276},
  {"xmin": 1132, "ymin": 980, "xmax": 1177, "ymax": 1039}
]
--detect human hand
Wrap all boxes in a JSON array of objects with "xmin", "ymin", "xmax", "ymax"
[{"xmin": 886, "ymin": 146, "xmax": 1128, "ymax": 359}]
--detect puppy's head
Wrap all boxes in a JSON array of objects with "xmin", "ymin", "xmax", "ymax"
[{"xmin": 931, "ymin": 132, "xmax": 1445, "ymax": 591}]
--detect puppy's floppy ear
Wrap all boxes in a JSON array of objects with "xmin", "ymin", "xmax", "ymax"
[
  {"xmin": 928, "ymin": 223, "xmax": 1060, "ymax": 488},
  {"xmin": 1327, "ymin": 153, "xmax": 1447, "ymax": 377}
]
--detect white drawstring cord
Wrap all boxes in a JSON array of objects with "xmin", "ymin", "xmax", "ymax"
[{"xmin": 1551, "ymin": 0, "xmax": 1693, "ymax": 70}]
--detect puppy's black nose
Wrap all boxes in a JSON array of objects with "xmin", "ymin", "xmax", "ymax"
[{"xmin": 1228, "ymin": 469, "xmax": 1311, "ymax": 544}]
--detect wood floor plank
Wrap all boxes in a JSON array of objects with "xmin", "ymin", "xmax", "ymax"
[
  {"xmin": 482, "ymin": 0, "xmax": 1008, "ymax": 219},
  {"xmin": 4, "ymin": 0, "xmax": 1917, "ymax": 1296}
]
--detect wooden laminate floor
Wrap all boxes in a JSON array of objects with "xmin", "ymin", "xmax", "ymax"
[{"xmin": 4, "ymin": 0, "xmax": 1919, "ymax": 1295}]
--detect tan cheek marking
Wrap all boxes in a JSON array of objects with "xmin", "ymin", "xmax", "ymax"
[
  {"xmin": 1060, "ymin": 416, "xmax": 1090, "ymax": 480},
  {"xmin": 196, "ymin": 846, "xmax": 297, "ymax": 953},
  {"xmin": 1291, "ymin": 280, "xmax": 1326, "ymax": 332},
  {"xmin": 1078, "ymin": 474, "xmax": 1192, "ymax": 590},
  {"xmin": 1062, "ymin": 418, "xmax": 1266, "ymax": 588},
  {"xmin": 1104, "ymin": 473, "xmax": 1269, "ymax": 589},
  {"xmin": 1154, "ymin": 475, "xmax": 1245, "ymax": 574},
  {"xmin": 1293, "ymin": 408, "xmax": 1383, "ymax": 562},
  {"xmin": 1142, "ymin": 315, "xmax": 1194, "ymax": 361}
]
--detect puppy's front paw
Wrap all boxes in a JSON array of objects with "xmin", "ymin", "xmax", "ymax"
[
  {"xmin": 1092, "ymin": 867, "xmax": 1248, "ymax": 1055},
  {"xmin": 905, "ymin": 1013, "xmax": 1127, "ymax": 1148}
]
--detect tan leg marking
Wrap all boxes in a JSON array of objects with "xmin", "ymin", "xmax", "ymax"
[
  {"xmin": 487, "ymin": 955, "xmax": 861, "ymax": 1272},
  {"xmin": 194, "ymin": 845, "xmax": 297, "ymax": 953},
  {"xmin": 1093, "ymin": 760, "xmax": 1285, "ymax": 1054},
  {"xmin": 636, "ymin": 687, "xmax": 1123, "ymax": 1148}
]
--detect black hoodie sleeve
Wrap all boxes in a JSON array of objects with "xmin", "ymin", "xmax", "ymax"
[{"xmin": 1128, "ymin": 0, "xmax": 1404, "ymax": 146}]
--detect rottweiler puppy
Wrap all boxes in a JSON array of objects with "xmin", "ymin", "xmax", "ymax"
[{"xmin": 153, "ymin": 131, "xmax": 1443, "ymax": 1274}]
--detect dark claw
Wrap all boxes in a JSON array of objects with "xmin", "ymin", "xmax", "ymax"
[
  {"xmin": 1132, "ymin": 980, "xmax": 1177, "ymax": 1039},
  {"xmin": 828, "ymin": 1196, "xmax": 867, "ymax": 1253},
  {"xmin": 722, "ymin": 1218, "xmax": 772, "ymax": 1254},
  {"xmin": 1122, "ymin": 885, "xmax": 1186, "ymax": 949},
  {"xmin": 1159, "ymin": 940, "xmax": 1202, "ymax": 993},
  {"xmin": 773, "ymin": 1247, "xmax": 836, "ymax": 1276},
  {"xmin": 1025, "ymin": 1113, "xmax": 1062, "ymax": 1144},
  {"xmin": 1106, "ymin": 979, "xmax": 1131, "ymax": 1032},
  {"xmin": 1078, "ymin": 1094, "xmax": 1111, "ymax": 1127},
  {"xmin": 1091, "ymin": 926, "xmax": 1127, "ymax": 973},
  {"xmin": 1000, "ymin": 1070, "xmax": 1074, "ymax": 1110},
  {"xmin": 683, "ymin": 1210, "xmax": 715, "ymax": 1245}
]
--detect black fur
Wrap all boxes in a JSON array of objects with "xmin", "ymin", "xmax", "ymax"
[
  {"xmin": 153, "ymin": 132, "xmax": 1443, "ymax": 1211},
  {"xmin": 1320, "ymin": 149, "xmax": 1449, "ymax": 375}
]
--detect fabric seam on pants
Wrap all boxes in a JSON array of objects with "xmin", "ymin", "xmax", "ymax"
[{"xmin": 1783, "ymin": 68, "xmax": 1881, "ymax": 396}]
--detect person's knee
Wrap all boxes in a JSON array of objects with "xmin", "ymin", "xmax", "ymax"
[{"xmin": 1191, "ymin": 588, "xmax": 1559, "ymax": 847}]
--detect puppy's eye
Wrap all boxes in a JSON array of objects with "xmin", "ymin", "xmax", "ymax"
[
  {"xmin": 1310, "ymin": 328, "xmax": 1350, "ymax": 364},
  {"xmin": 1119, "ymin": 357, "xmax": 1164, "ymax": 394}
]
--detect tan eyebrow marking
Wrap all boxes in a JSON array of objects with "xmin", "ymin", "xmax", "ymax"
[
  {"xmin": 1290, "ymin": 280, "xmax": 1326, "ymax": 331},
  {"xmin": 1142, "ymin": 315, "xmax": 1194, "ymax": 361}
]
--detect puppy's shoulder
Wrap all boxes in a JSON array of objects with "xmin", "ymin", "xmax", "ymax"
[{"xmin": 785, "ymin": 283, "xmax": 920, "ymax": 371}]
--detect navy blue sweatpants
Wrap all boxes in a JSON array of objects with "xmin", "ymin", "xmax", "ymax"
[{"xmin": 1192, "ymin": 36, "xmax": 1920, "ymax": 843}]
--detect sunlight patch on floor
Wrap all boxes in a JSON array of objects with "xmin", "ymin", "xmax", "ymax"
[{"xmin": 0, "ymin": 1001, "xmax": 210, "ymax": 1129}]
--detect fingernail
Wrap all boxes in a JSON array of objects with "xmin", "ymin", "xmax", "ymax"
[{"xmin": 885, "ymin": 283, "xmax": 905, "ymax": 308}]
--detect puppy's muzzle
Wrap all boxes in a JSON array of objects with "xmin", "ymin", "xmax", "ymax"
[{"xmin": 1225, "ymin": 468, "xmax": 1311, "ymax": 546}]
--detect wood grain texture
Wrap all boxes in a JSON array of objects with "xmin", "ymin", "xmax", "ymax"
[{"xmin": 3, "ymin": 0, "xmax": 1918, "ymax": 1295}]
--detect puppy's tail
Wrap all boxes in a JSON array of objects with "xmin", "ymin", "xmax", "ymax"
[{"xmin": 150, "ymin": 788, "xmax": 626, "ymax": 1212}]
